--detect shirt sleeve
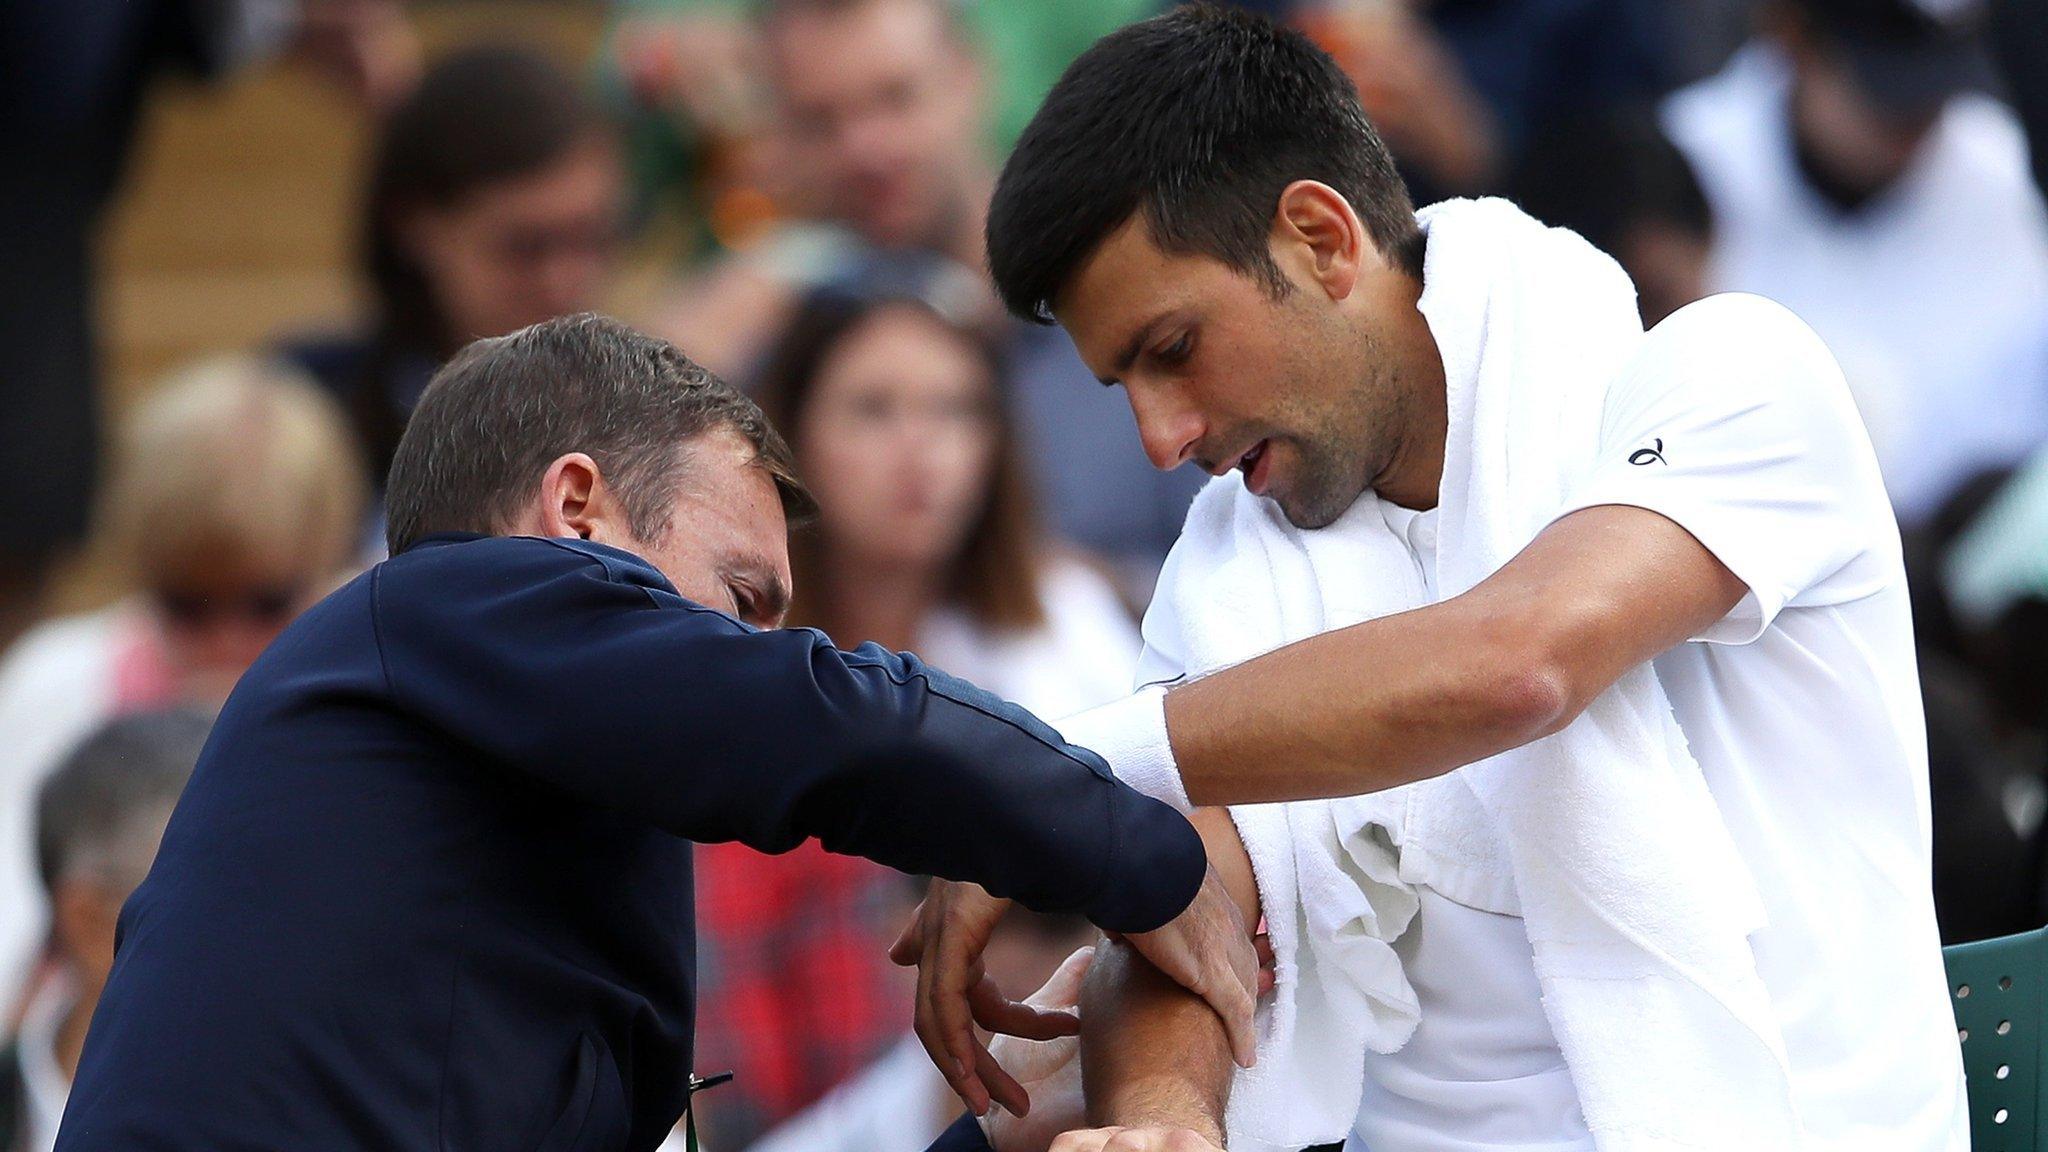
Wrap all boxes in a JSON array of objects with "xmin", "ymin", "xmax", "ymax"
[
  {"xmin": 921, "ymin": 1114, "xmax": 993, "ymax": 1152},
  {"xmin": 1552, "ymin": 293, "xmax": 1900, "ymax": 644},
  {"xmin": 372, "ymin": 538, "xmax": 1205, "ymax": 934}
]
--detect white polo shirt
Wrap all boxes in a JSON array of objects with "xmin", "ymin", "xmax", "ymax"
[
  {"xmin": 1067, "ymin": 294, "xmax": 1966, "ymax": 1150},
  {"xmin": 1332, "ymin": 295, "xmax": 1965, "ymax": 1150}
]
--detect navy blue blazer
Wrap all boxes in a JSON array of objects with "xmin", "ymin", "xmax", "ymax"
[{"xmin": 56, "ymin": 534, "xmax": 1203, "ymax": 1151}]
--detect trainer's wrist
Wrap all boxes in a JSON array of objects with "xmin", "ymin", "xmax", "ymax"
[{"xmin": 1055, "ymin": 685, "xmax": 1189, "ymax": 813}]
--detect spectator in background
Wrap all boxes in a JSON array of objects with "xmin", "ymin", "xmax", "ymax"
[
  {"xmin": 0, "ymin": 0, "xmax": 413, "ymax": 652},
  {"xmin": 753, "ymin": 293, "xmax": 1140, "ymax": 713},
  {"xmin": 1510, "ymin": 107, "xmax": 1714, "ymax": 326},
  {"xmin": 1988, "ymin": 0, "xmax": 2048, "ymax": 198},
  {"xmin": 687, "ymin": 292, "xmax": 1141, "ymax": 1149},
  {"xmin": 0, "ymin": 356, "xmax": 366, "ymax": 1008},
  {"xmin": 1298, "ymin": 0, "xmax": 1675, "ymax": 203},
  {"xmin": 1938, "ymin": 437, "xmax": 2048, "ymax": 936},
  {"xmin": 283, "ymin": 44, "xmax": 627, "ymax": 503},
  {"xmin": 599, "ymin": 0, "xmax": 1157, "ymax": 246},
  {"xmin": 0, "ymin": 711, "xmax": 209, "ymax": 1152},
  {"xmin": 650, "ymin": 0, "xmax": 1203, "ymax": 595},
  {"xmin": 1945, "ymin": 440, "xmax": 2048, "ymax": 750},
  {"xmin": 1662, "ymin": 0, "xmax": 2048, "ymax": 524}
]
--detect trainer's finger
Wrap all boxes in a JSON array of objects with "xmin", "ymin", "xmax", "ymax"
[
  {"xmin": 975, "ymin": 1035, "xmax": 1032, "ymax": 1117},
  {"xmin": 970, "ymin": 976, "xmax": 1079, "ymax": 1040},
  {"xmin": 933, "ymin": 936, "xmax": 992, "ymax": 1111},
  {"xmin": 887, "ymin": 899, "xmax": 927, "ymax": 967},
  {"xmin": 1216, "ymin": 939, "xmax": 1259, "ymax": 1069},
  {"xmin": 911, "ymin": 929, "xmax": 987, "ymax": 1114}
]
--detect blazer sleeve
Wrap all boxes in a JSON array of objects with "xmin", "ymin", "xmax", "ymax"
[
  {"xmin": 372, "ymin": 539, "xmax": 1205, "ymax": 934},
  {"xmin": 923, "ymin": 1114, "xmax": 993, "ymax": 1152}
]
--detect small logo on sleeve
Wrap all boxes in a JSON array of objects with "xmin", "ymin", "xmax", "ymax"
[{"xmin": 1628, "ymin": 438, "xmax": 1667, "ymax": 466}]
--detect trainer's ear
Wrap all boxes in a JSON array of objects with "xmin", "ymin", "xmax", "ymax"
[
  {"xmin": 534, "ymin": 452, "xmax": 627, "ymax": 543},
  {"xmin": 1271, "ymin": 180, "xmax": 1366, "ymax": 302}
]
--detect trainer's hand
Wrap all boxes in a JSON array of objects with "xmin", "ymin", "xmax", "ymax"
[
  {"xmin": 981, "ymin": 946, "xmax": 1095, "ymax": 1152},
  {"xmin": 890, "ymin": 881, "xmax": 1081, "ymax": 1117},
  {"xmin": 1122, "ymin": 865, "xmax": 1258, "ymax": 1070},
  {"xmin": 1049, "ymin": 1127, "xmax": 1226, "ymax": 1152}
]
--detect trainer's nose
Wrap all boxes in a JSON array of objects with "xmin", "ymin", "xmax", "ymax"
[{"xmin": 1127, "ymin": 381, "xmax": 1205, "ymax": 472}]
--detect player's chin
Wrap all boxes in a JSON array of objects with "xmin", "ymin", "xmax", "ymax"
[{"xmin": 1276, "ymin": 479, "xmax": 1362, "ymax": 531}]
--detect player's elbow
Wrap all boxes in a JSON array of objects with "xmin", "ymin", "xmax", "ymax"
[
  {"xmin": 1484, "ymin": 658, "xmax": 1578, "ymax": 743},
  {"xmin": 1463, "ymin": 593, "xmax": 1602, "ymax": 744}
]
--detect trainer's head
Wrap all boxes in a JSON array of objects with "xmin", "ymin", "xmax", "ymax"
[
  {"xmin": 988, "ymin": 5, "xmax": 1428, "ymax": 529},
  {"xmin": 385, "ymin": 314, "xmax": 811, "ymax": 627}
]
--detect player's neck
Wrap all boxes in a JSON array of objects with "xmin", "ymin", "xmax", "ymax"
[{"xmin": 1372, "ymin": 271, "xmax": 1448, "ymax": 513}]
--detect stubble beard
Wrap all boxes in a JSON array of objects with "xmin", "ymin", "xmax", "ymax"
[{"xmin": 1272, "ymin": 329, "xmax": 1408, "ymax": 531}]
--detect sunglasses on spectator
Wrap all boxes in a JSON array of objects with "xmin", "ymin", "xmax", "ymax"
[{"xmin": 154, "ymin": 583, "xmax": 305, "ymax": 628}]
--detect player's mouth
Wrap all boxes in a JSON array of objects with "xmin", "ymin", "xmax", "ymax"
[{"xmin": 1237, "ymin": 440, "xmax": 1274, "ymax": 496}]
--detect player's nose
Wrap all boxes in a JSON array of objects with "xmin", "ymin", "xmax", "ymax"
[{"xmin": 1127, "ymin": 383, "xmax": 1205, "ymax": 472}]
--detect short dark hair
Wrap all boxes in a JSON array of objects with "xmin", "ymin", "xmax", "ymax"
[
  {"xmin": 987, "ymin": 4, "xmax": 1422, "ymax": 324},
  {"xmin": 385, "ymin": 314, "xmax": 814, "ymax": 554},
  {"xmin": 37, "ymin": 710, "xmax": 211, "ymax": 893}
]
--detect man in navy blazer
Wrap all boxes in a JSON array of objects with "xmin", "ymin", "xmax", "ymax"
[{"xmin": 54, "ymin": 314, "xmax": 1251, "ymax": 1152}]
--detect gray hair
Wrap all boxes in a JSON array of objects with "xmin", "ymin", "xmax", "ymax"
[
  {"xmin": 383, "ymin": 313, "xmax": 814, "ymax": 555},
  {"xmin": 36, "ymin": 710, "xmax": 211, "ymax": 894}
]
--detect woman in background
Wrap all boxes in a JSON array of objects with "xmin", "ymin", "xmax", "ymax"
[
  {"xmin": 756, "ymin": 291, "xmax": 1139, "ymax": 713},
  {"xmin": 0, "ymin": 356, "xmax": 367, "ymax": 1013},
  {"xmin": 283, "ymin": 43, "xmax": 626, "ymax": 499},
  {"xmin": 687, "ymin": 292, "xmax": 1140, "ymax": 1149}
]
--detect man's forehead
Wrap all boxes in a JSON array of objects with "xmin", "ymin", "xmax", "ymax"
[
  {"xmin": 677, "ymin": 462, "xmax": 793, "ymax": 600},
  {"xmin": 766, "ymin": 0, "xmax": 951, "ymax": 81},
  {"xmin": 675, "ymin": 431, "xmax": 783, "ymax": 521}
]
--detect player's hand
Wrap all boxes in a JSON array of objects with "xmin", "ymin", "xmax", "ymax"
[
  {"xmin": 1050, "ymin": 1127, "xmax": 1226, "ymax": 1152},
  {"xmin": 891, "ymin": 880, "xmax": 1081, "ymax": 1117},
  {"xmin": 1121, "ymin": 865, "xmax": 1258, "ymax": 1070},
  {"xmin": 979, "ymin": 946, "xmax": 1095, "ymax": 1152}
]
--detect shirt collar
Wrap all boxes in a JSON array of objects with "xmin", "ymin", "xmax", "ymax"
[
  {"xmin": 395, "ymin": 533, "xmax": 682, "ymax": 599},
  {"xmin": 399, "ymin": 531, "xmax": 488, "ymax": 553}
]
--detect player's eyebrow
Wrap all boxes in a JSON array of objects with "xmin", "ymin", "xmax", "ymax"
[{"xmin": 1099, "ymin": 312, "xmax": 1175, "ymax": 387}]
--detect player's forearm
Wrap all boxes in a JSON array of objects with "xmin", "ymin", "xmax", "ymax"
[
  {"xmin": 1075, "ymin": 808, "xmax": 1259, "ymax": 1141},
  {"xmin": 1168, "ymin": 587, "xmax": 1575, "ymax": 807},
  {"xmin": 1078, "ymin": 939, "xmax": 1232, "ymax": 1143}
]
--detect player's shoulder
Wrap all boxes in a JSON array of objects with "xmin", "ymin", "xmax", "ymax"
[
  {"xmin": 1646, "ymin": 292, "xmax": 1829, "ymax": 359},
  {"xmin": 1627, "ymin": 293, "xmax": 1849, "ymax": 407}
]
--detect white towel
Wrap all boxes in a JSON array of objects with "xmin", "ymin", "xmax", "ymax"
[
  {"xmin": 1140, "ymin": 199, "xmax": 1801, "ymax": 1151},
  {"xmin": 1141, "ymin": 476, "xmax": 1437, "ymax": 1152}
]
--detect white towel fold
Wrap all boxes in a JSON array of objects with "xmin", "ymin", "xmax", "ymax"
[{"xmin": 1139, "ymin": 198, "xmax": 1802, "ymax": 1151}]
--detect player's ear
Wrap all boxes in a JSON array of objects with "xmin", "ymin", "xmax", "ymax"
[{"xmin": 1271, "ymin": 180, "xmax": 1365, "ymax": 303}]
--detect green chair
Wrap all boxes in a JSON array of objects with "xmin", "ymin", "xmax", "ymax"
[{"xmin": 1948, "ymin": 926, "xmax": 2048, "ymax": 1149}]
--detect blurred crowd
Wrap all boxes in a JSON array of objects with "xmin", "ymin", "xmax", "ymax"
[{"xmin": 2, "ymin": 0, "xmax": 2046, "ymax": 1148}]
